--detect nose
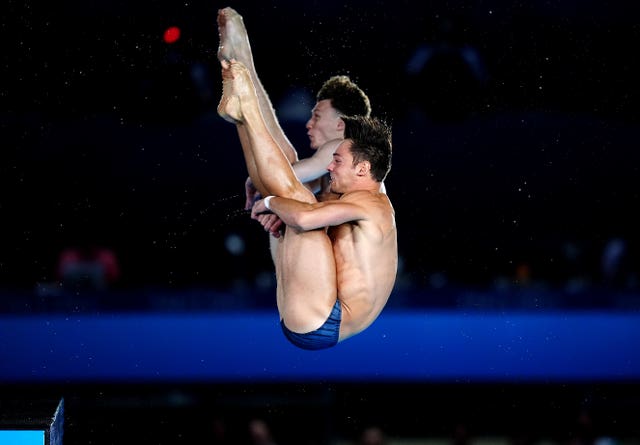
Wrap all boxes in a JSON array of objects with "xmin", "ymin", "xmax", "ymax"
[{"xmin": 305, "ymin": 118, "xmax": 313, "ymax": 129}]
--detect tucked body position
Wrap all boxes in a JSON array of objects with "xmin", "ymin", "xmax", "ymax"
[{"xmin": 217, "ymin": 8, "xmax": 397, "ymax": 350}]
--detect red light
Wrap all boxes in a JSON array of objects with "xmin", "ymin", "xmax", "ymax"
[{"xmin": 163, "ymin": 26, "xmax": 181, "ymax": 44}]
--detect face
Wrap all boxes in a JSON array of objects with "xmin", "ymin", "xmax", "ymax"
[
  {"xmin": 327, "ymin": 140, "xmax": 356, "ymax": 194},
  {"xmin": 306, "ymin": 99, "xmax": 343, "ymax": 150}
]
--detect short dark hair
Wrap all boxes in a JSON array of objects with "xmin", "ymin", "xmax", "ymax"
[
  {"xmin": 343, "ymin": 116, "xmax": 392, "ymax": 182},
  {"xmin": 316, "ymin": 75, "xmax": 371, "ymax": 118}
]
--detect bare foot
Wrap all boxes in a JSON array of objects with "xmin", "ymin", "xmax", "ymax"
[
  {"xmin": 217, "ymin": 59, "xmax": 255, "ymax": 124},
  {"xmin": 217, "ymin": 7, "xmax": 254, "ymax": 69}
]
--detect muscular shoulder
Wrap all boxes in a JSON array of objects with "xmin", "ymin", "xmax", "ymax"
[
  {"xmin": 339, "ymin": 190, "xmax": 395, "ymax": 227},
  {"xmin": 341, "ymin": 190, "xmax": 390, "ymax": 207}
]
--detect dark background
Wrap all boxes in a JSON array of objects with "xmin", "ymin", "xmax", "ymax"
[
  {"xmin": 3, "ymin": 0, "xmax": 639, "ymax": 295},
  {"xmin": 2, "ymin": 1, "xmax": 640, "ymax": 444}
]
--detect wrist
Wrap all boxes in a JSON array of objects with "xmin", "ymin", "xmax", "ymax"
[{"xmin": 264, "ymin": 195, "xmax": 275, "ymax": 210}]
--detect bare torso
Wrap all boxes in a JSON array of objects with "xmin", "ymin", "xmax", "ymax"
[
  {"xmin": 274, "ymin": 189, "xmax": 397, "ymax": 341},
  {"xmin": 330, "ymin": 191, "xmax": 397, "ymax": 340}
]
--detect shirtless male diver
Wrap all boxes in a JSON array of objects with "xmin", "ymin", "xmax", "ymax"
[
  {"xmin": 217, "ymin": 6, "xmax": 372, "ymax": 242},
  {"xmin": 217, "ymin": 58, "xmax": 398, "ymax": 350}
]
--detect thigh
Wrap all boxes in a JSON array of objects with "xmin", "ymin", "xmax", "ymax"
[{"xmin": 275, "ymin": 229, "xmax": 338, "ymax": 333}]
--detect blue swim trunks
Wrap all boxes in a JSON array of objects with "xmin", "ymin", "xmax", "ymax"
[{"xmin": 280, "ymin": 300, "xmax": 341, "ymax": 350}]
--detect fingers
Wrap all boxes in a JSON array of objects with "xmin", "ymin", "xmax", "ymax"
[
  {"xmin": 249, "ymin": 201, "xmax": 283, "ymax": 237},
  {"xmin": 270, "ymin": 218, "xmax": 283, "ymax": 235},
  {"xmin": 255, "ymin": 213, "xmax": 281, "ymax": 233}
]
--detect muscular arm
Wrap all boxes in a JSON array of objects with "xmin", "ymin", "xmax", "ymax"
[
  {"xmin": 292, "ymin": 139, "xmax": 342, "ymax": 184},
  {"xmin": 252, "ymin": 193, "xmax": 373, "ymax": 232}
]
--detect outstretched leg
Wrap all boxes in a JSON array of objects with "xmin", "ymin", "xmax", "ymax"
[
  {"xmin": 218, "ymin": 59, "xmax": 312, "ymax": 203},
  {"xmin": 217, "ymin": 7, "xmax": 299, "ymax": 164}
]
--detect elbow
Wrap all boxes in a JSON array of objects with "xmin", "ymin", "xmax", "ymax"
[
  {"xmin": 287, "ymin": 214, "xmax": 306, "ymax": 232},
  {"xmin": 288, "ymin": 212, "xmax": 315, "ymax": 232}
]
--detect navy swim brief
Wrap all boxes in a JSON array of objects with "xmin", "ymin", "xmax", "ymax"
[{"xmin": 280, "ymin": 300, "xmax": 341, "ymax": 350}]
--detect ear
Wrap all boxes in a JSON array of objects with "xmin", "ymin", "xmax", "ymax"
[
  {"xmin": 356, "ymin": 161, "xmax": 371, "ymax": 177},
  {"xmin": 336, "ymin": 117, "xmax": 345, "ymax": 132}
]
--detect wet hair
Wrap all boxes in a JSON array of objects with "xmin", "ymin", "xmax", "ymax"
[
  {"xmin": 342, "ymin": 116, "xmax": 392, "ymax": 182},
  {"xmin": 316, "ymin": 75, "xmax": 372, "ymax": 118}
]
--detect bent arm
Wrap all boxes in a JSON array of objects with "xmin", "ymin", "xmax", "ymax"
[
  {"xmin": 291, "ymin": 138, "xmax": 343, "ymax": 184},
  {"xmin": 252, "ymin": 194, "xmax": 369, "ymax": 232}
]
